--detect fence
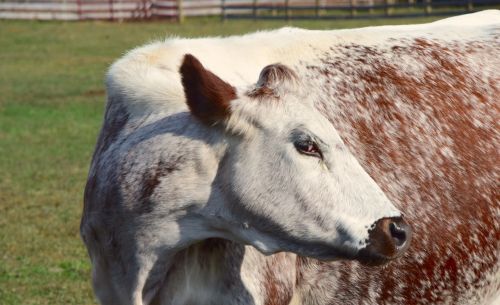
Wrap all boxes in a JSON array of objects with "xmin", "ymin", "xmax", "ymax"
[
  {"xmin": 222, "ymin": 0, "xmax": 500, "ymax": 20},
  {"xmin": 0, "ymin": 0, "xmax": 498, "ymax": 20},
  {"xmin": 0, "ymin": 0, "xmax": 225, "ymax": 20}
]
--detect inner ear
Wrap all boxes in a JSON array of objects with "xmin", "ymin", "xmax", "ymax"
[
  {"xmin": 249, "ymin": 64, "xmax": 298, "ymax": 99},
  {"xmin": 180, "ymin": 54, "xmax": 237, "ymax": 125}
]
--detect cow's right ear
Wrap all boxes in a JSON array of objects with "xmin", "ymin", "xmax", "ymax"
[{"xmin": 180, "ymin": 54, "xmax": 237, "ymax": 125}]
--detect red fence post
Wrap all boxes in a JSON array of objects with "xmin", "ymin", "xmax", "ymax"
[
  {"xmin": 76, "ymin": 0, "xmax": 82, "ymax": 19},
  {"xmin": 108, "ymin": 0, "xmax": 114, "ymax": 20}
]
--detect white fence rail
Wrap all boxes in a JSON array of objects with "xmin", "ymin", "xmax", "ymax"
[
  {"xmin": 1, "ymin": 0, "xmax": 497, "ymax": 20},
  {"xmin": 0, "ymin": 0, "xmax": 223, "ymax": 20}
]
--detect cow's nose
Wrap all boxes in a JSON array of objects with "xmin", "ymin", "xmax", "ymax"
[
  {"xmin": 389, "ymin": 218, "xmax": 410, "ymax": 248},
  {"xmin": 358, "ymin": 216, "xmax": 412, "ymax": 266}
]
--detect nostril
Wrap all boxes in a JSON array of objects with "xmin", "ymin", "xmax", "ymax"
[{"xmin": 389, "ymin": 222, "xmax": 407, "ymax": 247}]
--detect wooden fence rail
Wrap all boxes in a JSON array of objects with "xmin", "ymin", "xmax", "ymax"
[
  {"xmin": 222, "ymin": 0, "xmax": 499, "ymax": 20},
  {"xmin": 0, "ymin": 0, "xmax": 498, "ymax": 21},
  {"xmin": 0, "ymin": 0, "xmax": 222, "ymax": 20}
]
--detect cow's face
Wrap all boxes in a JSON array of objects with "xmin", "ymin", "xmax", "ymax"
[{"xmin": 180, "ymin": 55, "xmax": 411, "ymax": 265}]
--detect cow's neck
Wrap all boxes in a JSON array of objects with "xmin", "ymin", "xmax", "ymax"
[{"xmin": 150, "ymin": 238, "xmax": 260, "ymax": 305}]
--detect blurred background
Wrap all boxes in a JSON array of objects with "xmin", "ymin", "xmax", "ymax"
[{"xmin": 0, "ymin": 1, "xmax": 499, "ymax": 304}]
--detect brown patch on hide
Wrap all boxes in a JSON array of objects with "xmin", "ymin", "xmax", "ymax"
[
  {"xmin": 377, "ymin": 266, "xmax": 397, "ymax": 304},
  {"xmin": 140, "ymin": 156, "xmax": 183, "ymax": 204},
  {"xmin": 180, "ymin": 54, "xmax": 236, "ymax": 124},
  {"xmin": 263, "ymin": 253, "xmax": 294, "ymax": 305},
  {"xmin": 303, "ymin": 37, "xmax": 499, "ymax": 304}
]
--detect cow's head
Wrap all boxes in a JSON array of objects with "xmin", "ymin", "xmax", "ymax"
[{"xmin": 180, "ymin": 54, "xmax": 411, "ymax": 265}]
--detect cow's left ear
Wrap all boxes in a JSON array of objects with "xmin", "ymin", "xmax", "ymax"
[
  {"xmin": 180, "ymin": 54, "xmax": 237, "ymax": 125},
  {"xmin": 248, "ymin": 63, "xmax": 298, "ymax": 99}
]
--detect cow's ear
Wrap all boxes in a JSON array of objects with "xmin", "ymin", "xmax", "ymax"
[
  {"xmin": 257, "ymin": 64, "xmax": 297, "ymax": 89},
  {"xmin": 180, "ymin": 54, "xmax": 237, "ymax": 125},
  {"xmin": 248, "ymin": 64, "xmax": 298, "ymax": 99}
]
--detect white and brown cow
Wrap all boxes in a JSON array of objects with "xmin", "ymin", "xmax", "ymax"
[{"xmin": 81, "ymin": 10, "xmax": 500, "ymax": 305}]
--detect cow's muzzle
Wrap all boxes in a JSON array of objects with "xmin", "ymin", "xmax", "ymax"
[{"xmin": 358, "ymin": 216, "xmax": 412, "ymax": 266}]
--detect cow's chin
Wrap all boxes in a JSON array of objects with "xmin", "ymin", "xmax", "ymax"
[
  {"xmin": 294, "ymin": 247, "xmax": 399, "ymax": 267},
  {"xmin": 355, "ymin": 250, "xmax": 395, "ymax": 266},
  {"xmin": 248, "ymin": 237, "xmax": 400, "ymax": 267},
  {"xmin": 302, "ymin": 245, "xmax": 405, "ymax": 267},
  {"xmin": 248, "ymin": 236, "xmax": 361, "ymax": 262},
  {"xmin": 355, "ymin": 241, "xmax": 411, "ymax": 266},
  {"xmin": 237, "ymin": 227, "xmax": 402, "ymax": 265}
]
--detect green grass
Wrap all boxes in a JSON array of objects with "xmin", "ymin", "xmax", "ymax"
[{"xmin": 0, "ymin": 15, "xmax": 447, "ymax": 304}]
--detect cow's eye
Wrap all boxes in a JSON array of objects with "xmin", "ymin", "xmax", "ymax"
[{"xmin": 294, "ymin": 140, "xmax": 323, "ymax": 159}]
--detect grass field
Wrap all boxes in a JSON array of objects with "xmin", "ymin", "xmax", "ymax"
[{"xmin": 0, "ymin": 15, "xmax": 448, "ymax": 304}]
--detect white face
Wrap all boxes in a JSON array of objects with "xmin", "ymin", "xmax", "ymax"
[
  {"xmin": 218, "ymin": 91, "xmax": 402, "ymax": 260},
  {"xmin": 180, "ymin": 56, "xmax": 407, "ymax": 263}
]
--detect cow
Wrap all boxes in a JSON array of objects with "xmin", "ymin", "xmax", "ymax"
[{"xmin": 81, "ymin": 10, "xmax": 500, "ymax": 305}]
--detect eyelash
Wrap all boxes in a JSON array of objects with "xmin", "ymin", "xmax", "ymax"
[{"xmin": 294, "ymin": 140, "xmax": 323, "ymax": 159}]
